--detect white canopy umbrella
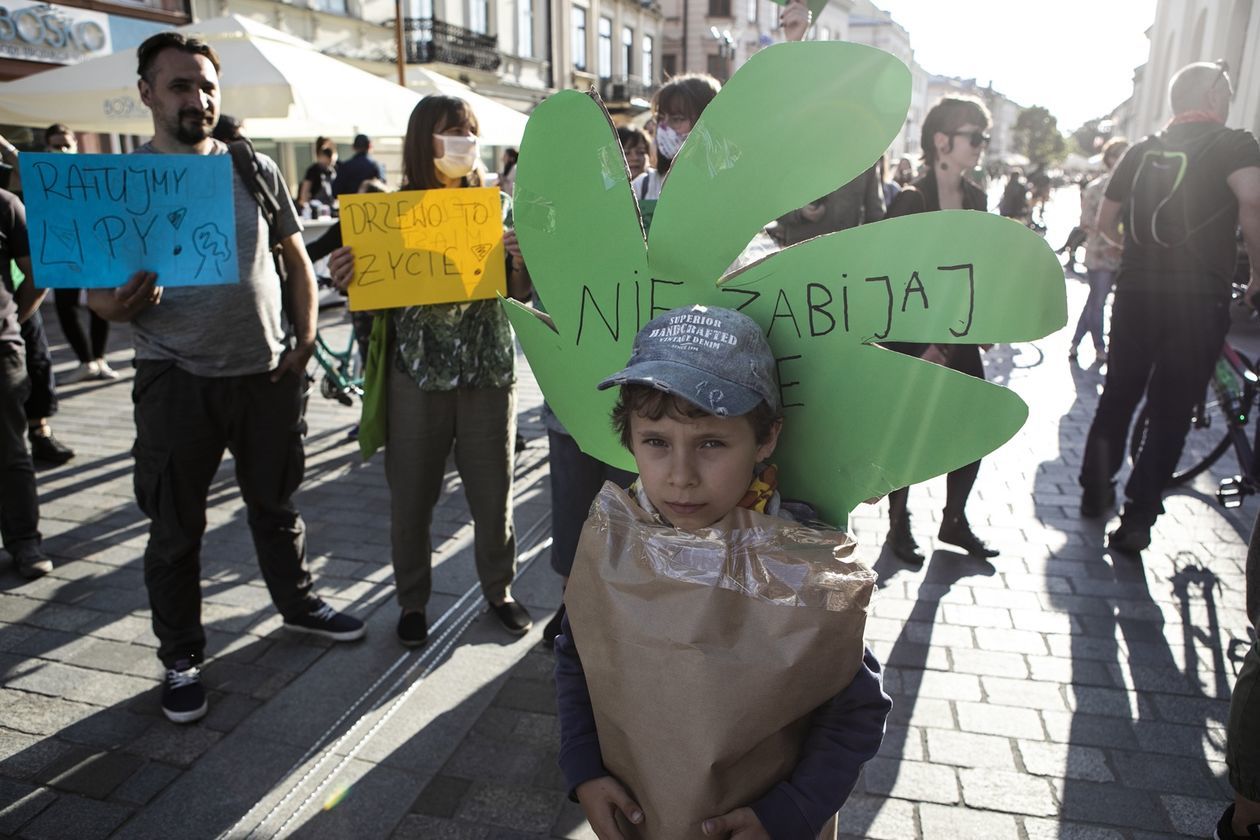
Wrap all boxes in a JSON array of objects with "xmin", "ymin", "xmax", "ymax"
[{"xmin": 0, "ymin": 14, "xmax": 528, "ymax": 144}]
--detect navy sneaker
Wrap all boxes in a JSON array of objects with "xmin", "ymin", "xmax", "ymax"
[
  {"xmin": 284, "ymin": 601, "xmax": 366, "ymax": 641},
  {"xmin": 162, "ymin": 659, "xmax": 208, "ymax": 724}
]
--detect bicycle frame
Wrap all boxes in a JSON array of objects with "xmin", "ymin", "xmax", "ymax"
[
  {"xmin": 1211, "ymin": 342, "xmax": 1259, "ymax": 507},
  {"xmin": 310, "ymin": 328, "xmax": 363, "ymax": 407}
]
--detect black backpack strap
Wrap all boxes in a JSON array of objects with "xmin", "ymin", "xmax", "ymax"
[{"xmin": 228, "ymin": 139, "xmax": 283, "ymax": 248}]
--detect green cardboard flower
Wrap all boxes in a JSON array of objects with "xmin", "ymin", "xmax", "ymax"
[{"xmin": 504, "ymin": 42, "xmax": 1066, "ymax": 527}]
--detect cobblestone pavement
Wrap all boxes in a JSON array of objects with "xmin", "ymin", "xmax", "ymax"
[{"xmin": 2, "ymin": 201, "xmax": 1258, "ymax": 838}]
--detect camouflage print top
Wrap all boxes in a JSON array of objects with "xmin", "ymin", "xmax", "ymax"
[{"xmin": 393, "ymin": 194, "xmax": 516, "ymax": 391}]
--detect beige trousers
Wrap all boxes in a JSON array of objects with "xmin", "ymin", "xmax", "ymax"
[{"xmin": 384, "ymin": 364, "xmax": 517, "ymax": 611}]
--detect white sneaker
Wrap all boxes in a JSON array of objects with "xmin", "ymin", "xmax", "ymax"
[
  {"xmin": 58, "ymin": 361, "xmax": 99, "ymax": 385},
  {"xmin": 94, "ymin": 359, "xmax": 120, "ymax": 380}
]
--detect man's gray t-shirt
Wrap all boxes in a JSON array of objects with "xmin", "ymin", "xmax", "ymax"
[{"xmin": 131, "ymin": 140, "xmax": 302, "ymax": 377}]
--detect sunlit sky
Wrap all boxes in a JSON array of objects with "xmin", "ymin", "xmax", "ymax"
[{"xmin": 869, "ymin": 0, "xmax": 1158, "ymax": 131}]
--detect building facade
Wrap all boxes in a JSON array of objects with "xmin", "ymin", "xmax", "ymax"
[
  {"xmin": 0, "ymin": 0, "xmax": 182, "ymax": 152},
  {"xmin": 1124, "ymin": 0, "xmax": 1259, "ymax": 140},
  {"xmin": 846, "ymin": 0, "xmax": 924, "ymax": 160}
]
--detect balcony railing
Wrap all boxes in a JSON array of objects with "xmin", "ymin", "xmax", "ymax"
[
  {"xmin": 403, "ymin": 18, "xmax": 502, "ymax": 72},
  {"xmin": 599, "ymin": 75, "xmax": 654, "ymax": 103}
]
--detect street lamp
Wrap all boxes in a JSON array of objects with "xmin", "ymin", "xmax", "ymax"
[{"xmin": 709, "ymin": 26, "xmax": 735, "ymax": 80}]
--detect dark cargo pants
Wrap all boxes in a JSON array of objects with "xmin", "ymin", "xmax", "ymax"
[{"xmin": 132, "ymin": 361, "xmax": 317, "ymax": 667}]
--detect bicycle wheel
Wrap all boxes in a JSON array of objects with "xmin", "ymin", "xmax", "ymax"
[{"xmin": 1128, "ymin": 351, "xmax": 1254, "ymax": 487}]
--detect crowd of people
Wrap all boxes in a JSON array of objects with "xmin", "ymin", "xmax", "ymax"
[{"xmin": 1, "ymin": 18, "xmax": 1259, "ymax": 838}]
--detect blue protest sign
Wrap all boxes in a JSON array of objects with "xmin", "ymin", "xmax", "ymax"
[{"xmin": 18, "ymin": 153, "xmax": 238, "ymax": 288}]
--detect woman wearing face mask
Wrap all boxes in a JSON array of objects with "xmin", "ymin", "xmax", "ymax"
[
  {"xmin": 326, "ymin": 95, "xmax": 534, "ymax": 647},
  {"xmin": 881, "ymin": 96, "xmax": 999, "ymax": 567},
  {"xmin": 633, "ymin": 74, "xmax": 722, "ymax": 203}
]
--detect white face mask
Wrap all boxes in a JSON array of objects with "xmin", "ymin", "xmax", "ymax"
[
  {"xmin": 434, "ymin": 134, "xmax": 480, "ymax": 179},
  {"xmin": 655, "ymin": 124, "xmax": 686, "ymax": 160}
]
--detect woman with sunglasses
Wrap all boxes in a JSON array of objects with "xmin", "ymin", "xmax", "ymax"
[
  {"xmin": 327, "ymin": 95, "xmax": 534, "ymax": 646},
  {"xmin": 882, "ymin": 96, "xmax": 999, "ymax": 566}
]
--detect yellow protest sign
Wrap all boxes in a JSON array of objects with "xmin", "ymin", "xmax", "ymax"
[{"xmin": 340, "ymin": 186, "xmax": 505, "ymax": 311}]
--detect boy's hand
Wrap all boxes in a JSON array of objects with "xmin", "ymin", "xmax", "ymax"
[
  {"xmin": 576, "ymin": 776, "xmax": 644, "ymax": 840},
  {"xmin": 702, "ymin": 807, "xmax": 771, "ymax": 839}
]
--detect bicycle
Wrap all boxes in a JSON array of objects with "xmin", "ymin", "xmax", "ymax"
[
  {"xmin": 308, "ymin": 325, "xmax": 363, "ymax": 407},
  {"xmin": 1128, "ymin": 339, "xmax": 1259, "ymax": 508}
]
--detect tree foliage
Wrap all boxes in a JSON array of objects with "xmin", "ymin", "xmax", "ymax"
[{"xmin": 1014, "ymin": 106, "xmax": 1067, "ymax": 167}]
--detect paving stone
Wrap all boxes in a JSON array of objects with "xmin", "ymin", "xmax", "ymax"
[
  {"xmin": 947, "ymin": 648, "xmax": 1028, "ymax": 678},
  {"xmin": 17, "ymin": 791, "xmax": 131, "ymax": 840},
  {"xmin": 456, "ymin": 782, "xmax": 564, "ymax": 834},
  {"xmin": 940, "ymin": 604, "xmax": 1012, "ymax": 629},
  {"xmin": 125, "ymin": 724, "xmax": 223, "ymax": 768},
  {"xmin": 0, "ymin": 730, "xmax": 76, "ymax": 781},
  {"xmin": 917, "ymin": 802, "xmax": 1019, "ymax": 839},
  {"xmin": 1018, "ymin": 741, "xmax": 1113, "ymax": 783},
  {"xmin": 493, "ymin": 678, "xmax": 557, "ymax": 716},
  {"xmin": 1057, "ymin": 780, "xmax": 1171, "ymax": 833},
  {"xmin": 550, "ymin": 799, "xmax": 598, "ymax": 840},
  {"xmin": 860, "ymin": 757, "xmax": 958, "ymax": 804},
  {"xmin": 1109, "ymin": 749, "xmax": 1220, "ymax": 797},
  {"xmin": 0, "ymin": 778, "xmax": 57, "ymax": 835},
  {"xmin": 37, "ymin": 748, "xmax": 145, "ymax": 799},
  {"xmin": 893, "ymin": 669, "xmax": 982, "ymax": 702},
  {"xmin": 835, "ymin": 791, "xmax": 917, "ymax": 840},
  {"xmin": 392, "ymin": 814, "xmax": 489, "ymax": 839},
  {"xmin": 444, "ymin": 735, "xmax": 547, "ymax": 787},
  {"xmin": 1021, "ymin": 816, "xmax": 1125, "ymax": 840},
  {"xmin": 956, "ymin": 701, "xmax": 1044, "ymax": 740},
  {"xmin": 1042, "ymin": 711, "xmax": 1141, "ymax": 751},
  {"xmin": 109, "ymin": 761, "xmax": 181, "ymax": 806},
  {"xmin": 981, "ymin": 676, "xmax": 1067, "ymax": 711},
  {"xmin": 924, "ymin": 729, "xmax": 1016, "ymax": 770},
  {"xmin": 414, "ymin": 774, "xmax": 474, "ymax": 819},
  {"xmin": 972, "ymin": 627, "xmax": 1050, "ymax": 655},
  {"xmin": 885, "ymin": 697, "xmax": 954, "ymax": 730},
  {"xmin": 958, "ymin": 767, "xmax": 1058, "ymax": 816}
]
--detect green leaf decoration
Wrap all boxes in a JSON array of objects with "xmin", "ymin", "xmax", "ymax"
[{"xmin": 505, "ymin": 42, "xmax": 1067, "ymax": 527}]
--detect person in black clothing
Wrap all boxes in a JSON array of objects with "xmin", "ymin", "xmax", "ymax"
[
  {"xmin": 882, "ymin": 96, "xmax": 999, "ymax": 565},
  {"xmin": 331, "ymin": 133, "xmax": 386, "ymax": 197},
  {"xmin": 0, "ymin": 189, "xmax": 52, "ymax": 578},
  {"xmin": 297, "ymin": 137, "xmax": 338, "ymax": 215},
  {"xmin": 1079, "ymin": 60, "xmax": 1260, "ymax": 553}
]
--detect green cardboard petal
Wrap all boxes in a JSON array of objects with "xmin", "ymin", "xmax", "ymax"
[
  {"xmin": 502, "ymin": 41, "xmax": 1068, "ymax": 527},
  {"xmin": 649, "ymin": 42, "xmax": 909, "ymax": 287},
  {"xmin": 513, "ymin": 89, "xmax": 649, "ymax": 339}
]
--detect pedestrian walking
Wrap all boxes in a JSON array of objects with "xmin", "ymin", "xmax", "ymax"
[
  {"xmin": 87, "ymin": 31, "xmax": 364, "ymax": 725},
  {"xmin": 1078, "ymin": 60, "xmax": 1260, "ymax": 553},
  {"xmin": 1068, "ymin": 137, "xmax": 1128, "ymax": 362}
]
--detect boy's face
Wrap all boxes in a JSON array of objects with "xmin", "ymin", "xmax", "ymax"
[{"xmin": 630, "ymin": 408, "xmax": 780, "ymax": 532}]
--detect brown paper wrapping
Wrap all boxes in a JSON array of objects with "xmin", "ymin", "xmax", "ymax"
[{"xmin": 566, "ymin": 483, "xmax": 876, "ymax": 840}]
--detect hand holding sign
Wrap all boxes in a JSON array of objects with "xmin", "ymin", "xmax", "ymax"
[
  {"xmin": 502, "ymin": 42, "xmax": 1067, "ymax": 527},
  {"xmin": 339, "ymin": 187, "xmax": 506, "ymax": 311},
  {"xmin": 18, "ymin": 153, "xmax": 238, "ymax": 288}
]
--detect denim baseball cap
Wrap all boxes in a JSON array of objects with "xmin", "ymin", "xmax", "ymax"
[{"xmin": 597, "ymin": 305, "xmax": 780, "ymax": 416}]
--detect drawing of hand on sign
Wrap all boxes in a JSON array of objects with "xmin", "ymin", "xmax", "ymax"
[{"xmin": 502, "ymin": 41, "xmax": 1067, "ymax": 528}]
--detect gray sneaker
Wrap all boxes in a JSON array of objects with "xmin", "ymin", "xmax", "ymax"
[{"xmin": 13, "ymin": 546, "xmax": 51, "ymax": 579}]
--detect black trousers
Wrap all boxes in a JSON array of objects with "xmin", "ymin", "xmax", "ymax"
[
  {"xmin": 1079, "ymin": 288, "xmax": 1228, "ymax": 524},
  {"xmin": 547, "ymin": 429, "xmax": 635, "ymax": 577},
  {"xmin": 887, "ymin": 344, "xmax": 985, "ymax": 523},
  {"xmin": 132, "ymin": 361, "xmax": 317, "ymax": 667},
  {"xmin": 0, "ymin": 349, "xmax": 40, "ymax": 553},
  {"xmin": 54, "ymin": 289, "xmax": 108, "ymax": 363},
  {"xmin": 19, "ymin": 312, "xmax": 56, "ymax": 421}
]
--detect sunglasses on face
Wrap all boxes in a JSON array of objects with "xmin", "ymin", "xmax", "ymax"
[{"xmin": 950, "ymin": 129, "xmax": 991, "ymax": 148}]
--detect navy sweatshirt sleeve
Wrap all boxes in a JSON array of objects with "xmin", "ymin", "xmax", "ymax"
[
  {"xmin": 750, "ymin": 647, "xmax": 892, "ymax": 839},
  {"xmin": 554, "ymin": 611, "xmax": 608, "ymax": 798}
]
